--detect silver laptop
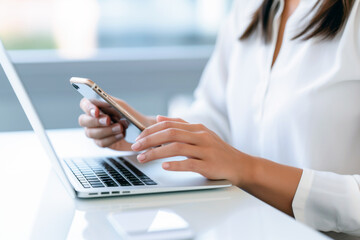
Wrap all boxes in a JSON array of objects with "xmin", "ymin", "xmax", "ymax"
[{"xmin": 0, "ymin": 41, "xmax": 231, "ymax": 198}]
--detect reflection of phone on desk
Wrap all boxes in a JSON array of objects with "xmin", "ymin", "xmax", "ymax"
[{"xmin": 70, "ymin": 77, "xmax": 146, "ymax": 142}]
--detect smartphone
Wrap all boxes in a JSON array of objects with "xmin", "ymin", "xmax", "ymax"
[
  {"xmin": 70, "ymin": 77, "xmax": 146, "ymax": 141},
  {"xmin": 108, "ymin": 208, "xmax": 194, "ymax": 240}
]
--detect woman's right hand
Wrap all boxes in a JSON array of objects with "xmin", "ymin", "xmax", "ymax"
[{"xmin": 78, "ymin": 97, "xmax": 155, "ymax": 151}]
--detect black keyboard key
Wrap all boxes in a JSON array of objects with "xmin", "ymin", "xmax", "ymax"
[
  {"xmin": 132, "ymin": 182, "xmax": 145, "ymax": 186},
  {"xmin": 103, "ymin": 179, "xmax": 114, "ymax": 183},
  {"xmin": 119, "ymin": 182, "xmax": 131, "ymax": 186},
  {"xmin": 105, "ymin": 182, "xmax": 118, "ymax": 187},
  {"xmin": 113, "ymin": 177, "xmax": 131, "ymax": 186},
  {"xmin": 127, "ymin": 177, "xmax": 139, "ymax": 181},
  {"xmin": 100, "ymin": 176, "xmax": 111, "ymax": 180}
]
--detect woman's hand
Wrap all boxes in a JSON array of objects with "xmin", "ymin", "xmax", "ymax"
[
  {"xmin": 131, "ymin": 116, "xmax": 255, "ymax": 186},
  {"xmin": 78, "ymin": 97, "xmax": 156, "ymax": 151}
]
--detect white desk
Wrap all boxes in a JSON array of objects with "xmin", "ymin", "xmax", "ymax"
[{"xmin": 0, "ymin": 129, "xmax": 329, "ymax": 240}]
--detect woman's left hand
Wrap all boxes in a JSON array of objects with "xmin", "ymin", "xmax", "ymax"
[{"xmin": 131, "ymin": 116, "xmax": 254, "ymax": 186}]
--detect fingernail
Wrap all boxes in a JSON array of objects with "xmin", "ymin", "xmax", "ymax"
[
  {"xmin": 131, "ymin": 141, "xmax": 141, "ymax": 151},
  {"xmin": 90, "ymin": 109, "xmax": 95, "ymax": 117},
  {"xmin": 137, "ymin": 154, "xmax": 146, "ymax": 162},
  {"xmin": 115, "ymin": 133, "xmax": 124, "ymax": 140},
  {"xmin": 163, "ymin": 162, "xmax": 170, "ymax": 169},
  {"xmin": 112, "ymin": 125, "xmax": 121, "ymax": 133},
  {"xmin": 135, "ymin": 135, "xmax": 141, "ymax": 141},
  {"xmin": 99, "ymin": 117, "xmax": 107, "ymax": 126}
]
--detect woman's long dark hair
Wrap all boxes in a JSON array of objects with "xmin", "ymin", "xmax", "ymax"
[{"xmin": 240, "ymin": 0, "xmax": 355, "ymax": 42}]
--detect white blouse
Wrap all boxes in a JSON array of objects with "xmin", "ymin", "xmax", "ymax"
[{"xmin": 181, "ymin": 0, "xmax": 360, "ymax": 237}]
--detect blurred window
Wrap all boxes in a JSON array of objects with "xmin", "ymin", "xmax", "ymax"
[{"xmin": 0, "ymin": 0, "xmax": 232, "ymax": 59}]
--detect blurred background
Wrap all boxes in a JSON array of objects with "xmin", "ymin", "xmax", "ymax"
[{"xmin": 0, "ymin": 0, "xmax": 232, "ymax": 131}]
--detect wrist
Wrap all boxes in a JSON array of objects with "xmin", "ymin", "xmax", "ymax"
[{"xmin": 232, "ymin": 152, "xmax": 261, "ymax": 189}]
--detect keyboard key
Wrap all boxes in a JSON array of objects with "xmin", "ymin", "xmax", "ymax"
[
  {"xmin": 132, "ymin": 182, "xmax": 145, "ymax": 186},
  {"xmin": 89, "ymin": 182, "xmax": 100, "ymax": 186},
  {"xmin": 82, "ymin": 173, "xmax": 95, "ymax": 177},
  {"xmin": 87, "ymin": 177, "xmax": 99, "ymax": 181},
  {"xmin": 105, "ymin": 182, "xmax": 118, "ymax": 187},
  {"xmin": 117, "ymin": 181, "xmax": 131, "ymax": 186}
]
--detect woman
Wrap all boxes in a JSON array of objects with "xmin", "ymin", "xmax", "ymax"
[{"xmin": 79, "ymin": 0, "xmax": 360, "ymax": 237}]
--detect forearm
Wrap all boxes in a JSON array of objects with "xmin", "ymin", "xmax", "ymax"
[{"xmin": 237, "ymin": 156, "xmax": 303, "ymax": 216}]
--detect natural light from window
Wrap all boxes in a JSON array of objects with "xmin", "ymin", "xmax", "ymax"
[{"xmin": 0, "ymin": 0, "xmax": 232, "ymax": 59}]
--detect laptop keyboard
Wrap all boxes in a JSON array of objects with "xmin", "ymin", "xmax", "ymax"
[{"xmin": 65, "ymin": 157, "xmax": 157, "ymax": 188}]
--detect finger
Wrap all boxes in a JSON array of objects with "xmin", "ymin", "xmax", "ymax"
[
  {"xmin": 108, "ymin": 139, "xmax": 133, "ymax": 151},
  {"xmin": 80, "ymin": 98, "xmax": 99, "ymax": 117},
  {"xmin": 78, "ymin": 114, "xmax": 111, "ymax": 128},
  {"xmin": 137, "ymin": 142, "xmax": 202, "ymax": 163},
  {"xmin": 156, "ymin": 115, "xmax": 187, "ymax": 123},
  {"xmin": 94, "ymin": 134, "xmax": 124, "ymax": 148},
  {"xmin": 120, "ymin": 119, "xmax": 129, "ymax": 129},
  {"xmin": 162, "ymin": 159, "xmax": 205, "ymax": 173},
  {"xmin": 132, "ymin": 128, "xmax": 202, "ymax": 151},
  {"xmin": 137, "ymin": 120, "xmax": 204, "ymax": 141},
  {"xmin": 85, "ymin": 123, "xmax": 124, "ymax": 139}
]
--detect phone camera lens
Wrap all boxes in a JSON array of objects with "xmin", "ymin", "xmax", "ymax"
[{"xmin": 72, "ymin": 83, "xmax": 79, "ymax": 90}]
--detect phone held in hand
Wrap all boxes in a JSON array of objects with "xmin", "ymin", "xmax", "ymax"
[{"xmin": 70, "ymin": 77, "xmax": 146, "ymax": 142}]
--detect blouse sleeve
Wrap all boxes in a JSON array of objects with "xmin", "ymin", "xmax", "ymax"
[
  {"xmin": 292, "ymin": 169, "xmax": 360, "ymax": 236},
  {"xmin": 176, "ymin": 1, "xmax": 241, "ymax": 144}
]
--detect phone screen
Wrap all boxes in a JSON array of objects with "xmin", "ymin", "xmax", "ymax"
[{"xmin": 72, "ymin": 82, "xmax": 141, "ymax": 143}]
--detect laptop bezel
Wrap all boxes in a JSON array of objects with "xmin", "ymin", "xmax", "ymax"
[{"xmin": 0, "ymin": 41, "xmax": 76, "ymax": 198}]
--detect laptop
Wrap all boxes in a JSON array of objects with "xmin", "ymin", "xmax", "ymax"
[{"xmin": 0, "ymin": 41, "xmax": 231, "ymax": 198}]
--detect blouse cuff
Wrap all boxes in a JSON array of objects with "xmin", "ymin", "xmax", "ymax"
[{"xmin": 292, "ymin": 169, "xmax": 315, "ymax": 223}]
